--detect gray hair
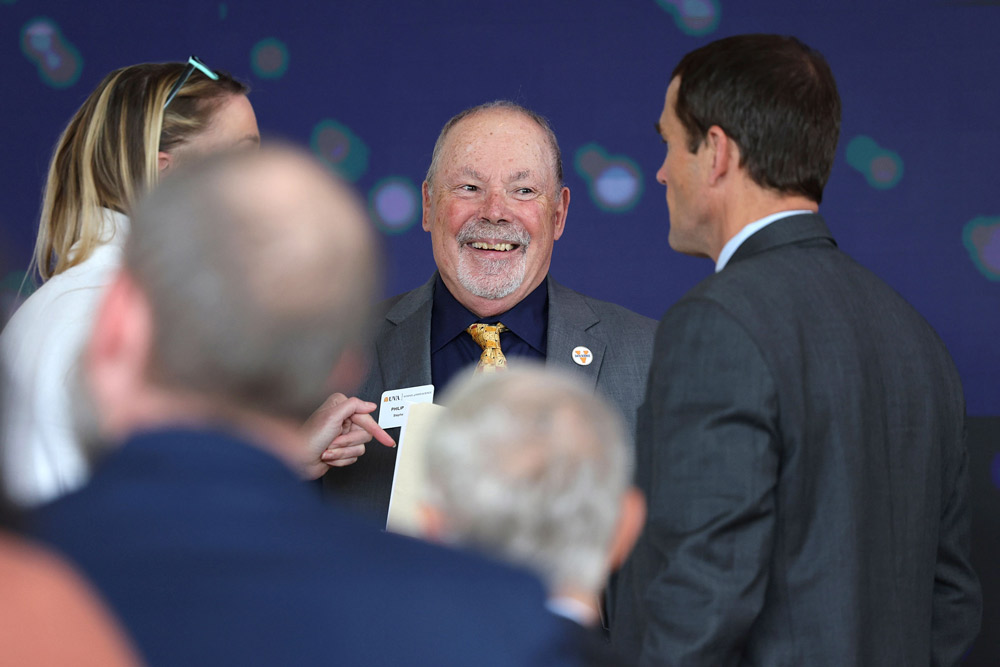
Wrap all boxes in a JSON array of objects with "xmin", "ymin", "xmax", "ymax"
[
  {"xmin": 423, "ymin": 365, "xmax": 632, "ymax": 595},
  {"xmin": 424, "ymin": 101, "xmax": 564, "ymax": 194},
  {"xmin": 125, "ymin": 145, "xmax": 378, "ymax": 421}
]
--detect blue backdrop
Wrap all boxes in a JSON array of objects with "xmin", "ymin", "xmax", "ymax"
[
  {"xmin": 1, "ymin": 2, "xmax": 998, "ymax": 660},
  {"xmin": 2, "ymin": 1, "xmax": 997, "ymax": 416}
]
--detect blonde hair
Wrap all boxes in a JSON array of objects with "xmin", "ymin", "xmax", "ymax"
[{"xmin": 33, "ymin": 62, "xmax": 248, "ymax": 280}]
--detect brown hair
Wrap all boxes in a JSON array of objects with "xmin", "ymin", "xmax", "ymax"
[{"xmin": 672, "ymin": 34, "xmax": 841, "ymax": 204}]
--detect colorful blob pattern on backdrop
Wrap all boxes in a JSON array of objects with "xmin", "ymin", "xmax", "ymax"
[{"xmin": 3, "ymin": 0, "xmax": 998, "ymax": 424}]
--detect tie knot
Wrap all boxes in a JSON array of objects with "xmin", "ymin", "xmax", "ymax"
[
  {"xmin": 466, "ymin": 323, "xmax": 510, "ymax": 373},
  {"xmin": 466, "ymin": 322, "xmax": 508, "ymax": 350}
]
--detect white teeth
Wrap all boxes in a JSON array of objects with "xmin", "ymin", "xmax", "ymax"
[{"xmin": 470, "ymin": 242, "xmax": 515, "ymax": 251}]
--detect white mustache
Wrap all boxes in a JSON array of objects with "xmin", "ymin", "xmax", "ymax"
[{"xmin": 456, "ymin": 220, "xmax": 531, "ymax": 247}]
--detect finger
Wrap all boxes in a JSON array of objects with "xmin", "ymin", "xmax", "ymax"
[
  {"xmin": 322, "ymin": 444, "xmax": 365, "ymax": 462},
  {"xmin": 303, "ymin": 395, "xmax": 375, "ymax": 446},
  {"xmin": 349, "ymin": 412, "xmax": 396, "ymax": 448},
  {"xmin": 324, "ymin": 430, "xmax": 373, "ymax": 451},
  {"xmin": 326, "ymin": 457, "xmax": 358, "ymax": 468}
]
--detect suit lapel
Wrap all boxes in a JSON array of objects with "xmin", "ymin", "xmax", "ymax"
[
  {"xmin": 728, "ymin": 213, "xmax": 837, "ymax": 267},
  {"xmin": 545, "ymin": 277, "xmax": 605, "ymax": 392},
  {"xmin": 375, "ymin": 276, "xmax": 435, "ymax": 391}
]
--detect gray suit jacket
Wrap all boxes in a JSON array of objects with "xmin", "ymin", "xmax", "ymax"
[
  {"xmin": 611, "ymin": 214, "xmax": 981, "ymax": 666},
  {"xmin": 323, "ymin": 274, "xmax": 656, "ymax": 525}
]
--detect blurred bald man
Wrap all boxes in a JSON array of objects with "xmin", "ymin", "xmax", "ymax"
[
  {"xmin": 421, "ymin": 366, "xmax": 646, "ymax": 665},
  {"xmin": 32, "ymin": 146, "xmax": 582, "ymax": 667}
]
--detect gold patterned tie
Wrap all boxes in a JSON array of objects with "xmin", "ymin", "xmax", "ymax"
[{"xmin": 466, "ymin": 322, "xmax": 510, "ymax": 373}]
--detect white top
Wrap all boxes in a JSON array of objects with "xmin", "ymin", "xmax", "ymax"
[
  {"xmin": 715, "ymin": 210, "xmax": 814, "ymax": 273},
  {"xmin": 1, "ymin": 209, "xmax": 129, "ymax": 507}
]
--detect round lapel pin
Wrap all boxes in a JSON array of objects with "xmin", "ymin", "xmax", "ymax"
[{"xmin": 572, "ymin": 346, "xmax": 594, "ymax": 366}]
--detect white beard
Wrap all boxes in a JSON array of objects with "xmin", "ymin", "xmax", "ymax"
[
  {"xmin": 456, "ymin": 249, "xmax": 527, "ymax": 299},
  {"xmin": 454, "ymin": 220, "xmax": 531, "ymax": 300}
]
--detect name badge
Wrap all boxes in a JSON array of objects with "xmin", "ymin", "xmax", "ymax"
[{"xmin": 377, "ymin": 384, "xmax": 435, "ymax": 429}]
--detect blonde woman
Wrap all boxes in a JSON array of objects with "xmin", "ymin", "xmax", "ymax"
[{"xmin": 1, "ymin": 58, "xmax": 259, "ymax": 506}]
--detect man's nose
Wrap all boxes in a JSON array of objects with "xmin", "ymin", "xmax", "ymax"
[{"xmin": 480, "ymin": 189, "xmax": 508, "ymax": 223}]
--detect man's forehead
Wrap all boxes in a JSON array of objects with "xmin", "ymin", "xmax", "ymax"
[
  {"xmin": 439, "ymin": 112, "xmax": 554, "ymax": 177},
  {"xmin": 452, "ymin": 165, "xmax": 539, "ymax": 182},
  {"xmin": 446, "ymin": 111, "xmax": 546, "ymax": 151}
]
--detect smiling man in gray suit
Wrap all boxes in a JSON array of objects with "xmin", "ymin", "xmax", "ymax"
[
  {"xmin": 611, "ymin": 34, "xmax": 981, "ymax": 665},
  {"xmin": 322, "ymin": 101, "xmax": 656, "ymax": 527}
]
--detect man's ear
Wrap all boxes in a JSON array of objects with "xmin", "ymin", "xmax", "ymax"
[
  {"xmin": 417, "ymin": 503, "xmax": 448, "ymax": 542},
  {"xmin": 157, "ymin": 151, "xmax": 173, "ymax": 173},
  {"xmin": 704, "ymin": 125, "xmax": 735, "ymax": 186},
  {"xmin": 421, "ymin": 180, "xmax": 432, "ymax": 232},
  {"xmin": 85, "ymin": 270, "xmax": 154, "ymax": 437},
  {"xmin": 608, "ymin": 487, "xmax": 647, "ymax": 572},
  {"xmin": 552, "ymin": 185, "xmax": 570, "ymax": 241}
]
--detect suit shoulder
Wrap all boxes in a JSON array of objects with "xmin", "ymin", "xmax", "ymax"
[{"xmin": 563, "ymin": 288, "xmax": 657, "ymax": 334}]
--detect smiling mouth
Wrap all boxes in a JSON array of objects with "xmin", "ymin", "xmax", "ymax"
[{"xmin": 468, "ymin": 242, "xmax": 518, "ymax": 252}]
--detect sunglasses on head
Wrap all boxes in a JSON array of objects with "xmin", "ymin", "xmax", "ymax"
[{"xmin": 163, "ymin": 55, "xmax": 219, "ymax": 109}]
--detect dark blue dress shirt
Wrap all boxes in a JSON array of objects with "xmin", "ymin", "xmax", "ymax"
[{"xmin": 430, "ymin": 275, "xmax": 547, "ymax": 392}]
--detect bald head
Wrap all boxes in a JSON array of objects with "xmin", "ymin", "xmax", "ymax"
[
  {"xmin": 126, "ymin": 145, "xmax": 379, "ymax": 420},
  {"xmin": 425, "ymin": 101, "xmax": 563, "ymax": 195}
]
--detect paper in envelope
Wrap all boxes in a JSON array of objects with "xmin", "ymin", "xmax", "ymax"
[{"xmin": 385, "ymin": 402, "xmax": 445, "ymax": 537}]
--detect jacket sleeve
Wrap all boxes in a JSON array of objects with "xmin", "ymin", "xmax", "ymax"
[
  {"xmin": 639, "ymin": 299, "xmax": 779, "ymax": 666},
  {"xmin": 931, "ymin": 423, "xmax": 982, "ymax": 667}
]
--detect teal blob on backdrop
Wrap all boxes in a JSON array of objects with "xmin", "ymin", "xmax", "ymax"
[
  {"xmin": 574, "ymin": 143, "xmax": 644, "ymax": 213},
  {"xmin": 219, "ymin": 3, "xmax": 227, "ymax": 20},
  {"xmin": 962, "ymin": 217, "xmax": 1000, "ymax": 281},
  {"xmin": 846, "ymin": 135, "xmax": 904, "ymax": 189},
  {"xmin": 20, "ymin": 17, "xmax": 83, "ymax": 89},
  {"xmin": 251, "ymin": 38, "xmax": 289, "ymax": 79},
  {"xmin": 310, "ymin": 119, "xmax": 369, "ymax": 182},
  {"xmin": 369, "ymin": 177, "xmax": 420, "ymax": 235},
  {"xmin": 656, "ymin": 0, "xmax": 721, "ymax": 37}
]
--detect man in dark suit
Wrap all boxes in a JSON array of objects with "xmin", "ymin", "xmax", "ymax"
[
  {"xmin": 322, "ymin": 101, "xmax": 656, "ymax": 525},
  {"xmin": 32, "ymin": 147, "xmax": 580, "ymax": 666},
  {"xmin": 611, "ymin": 35, "xmax": 982, "ymax": 665}
]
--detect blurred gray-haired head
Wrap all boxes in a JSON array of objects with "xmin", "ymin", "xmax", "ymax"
[
  {"xmin": 125, "ymin": 144, "xmax": 379, "ymax": 421},
  {"xmin": 422, "ymin": 365, "xmax": 633, "ymax": 596}
]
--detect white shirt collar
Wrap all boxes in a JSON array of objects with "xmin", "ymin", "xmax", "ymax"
[{"xmin": 715, "ymin": 210, "xmax": 813, "ymax": 273}]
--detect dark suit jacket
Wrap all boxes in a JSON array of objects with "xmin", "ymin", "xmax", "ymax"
[
  {"xmin": 31, "ymin": 427, "xmax": 580, "ymax": 667},
  {"xmin": 324, "ymin": 274, "xmax": 656, "ymax": 525},
  {"xmin": 611, "ymin": 214, "xmax": 981, "ymax": 666}
]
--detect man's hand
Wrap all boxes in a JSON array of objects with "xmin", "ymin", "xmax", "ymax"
[{"xmin": 300, "ymin": 393, "xmax": 395, "ymax": 479}]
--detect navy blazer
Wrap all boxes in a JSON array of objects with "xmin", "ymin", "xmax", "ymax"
[
  {"xmin": 324, "ymin": 274, "xmax": 656, "ymax": 525},
  {"xmin": 612, "ymin": 214, "xmax": 981, "ymax": 665},
  {"xmin": 32, "ymin": 428, "xmax": 581, "ymax": 667}
]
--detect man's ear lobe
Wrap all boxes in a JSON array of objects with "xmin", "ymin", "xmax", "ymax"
[
  {"xmin": 421, "ymin": 181, "xmax": 432, "ymax": 232},
  {"xmin": 608, "ymin": 487, "xmax": 647, "ymax": 572},
  {"xmin": 705, "ymin": 125, "xmax": 733, "ymax": 185},
  {"xmin": 552, "ymin": 186, "xmax": 570, "ymax": 241},
  {"xmin": 84, "ymin": 270, "xmax": 155, "ymax": 436},
  {"xmin": 89, "ymin": 271, "xmax": 140, "ymax": 367},
  {"xmin": 417, "ymin": 504, "xmax": 448, "ymax": 542}
]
